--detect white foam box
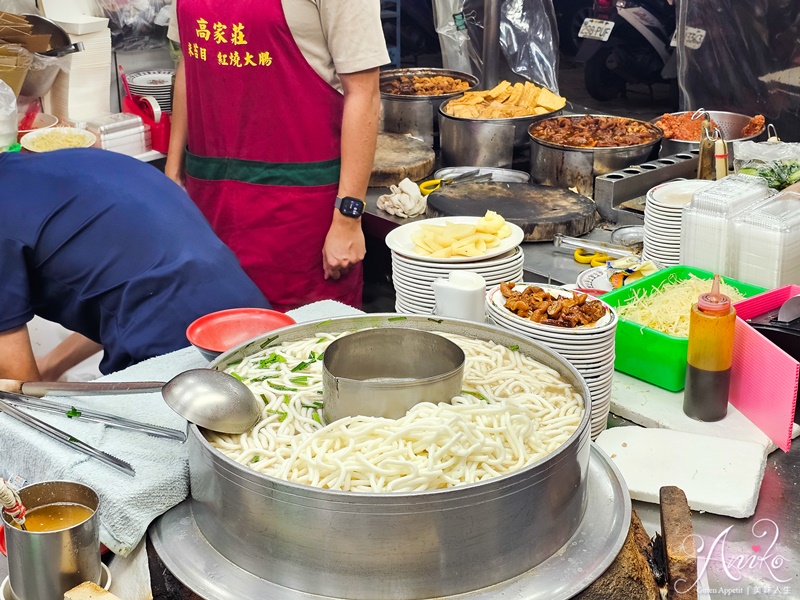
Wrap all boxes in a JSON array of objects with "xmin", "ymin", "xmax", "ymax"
[{"xmin": 596, "ymin": 427, "xmax": 767, "ymax": 518}]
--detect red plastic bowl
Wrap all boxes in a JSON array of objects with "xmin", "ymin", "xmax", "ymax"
[{"xmin": 186, "ymin": 308, "xmax": 296, "ymax": 360}]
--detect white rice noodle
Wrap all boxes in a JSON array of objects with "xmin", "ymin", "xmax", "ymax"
[{"xmin": 208, "ymin": 331, "xmax": 584, "ymax": 493}]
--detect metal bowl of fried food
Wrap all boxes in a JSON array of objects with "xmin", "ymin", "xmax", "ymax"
[
  {"xmin": 653, "ymin": 111, "xmax": 766, "ymax": 164},
  {"xmin": 380, "ymin": 67, "xmax": 479, "ymax": 147},
  {"xmin": 438, "ymin": 80, "xmax": 567, "ymax": 168},
  {"xmin": 528, "ymin": 115, "xmax": 663, "ymax": 197}
]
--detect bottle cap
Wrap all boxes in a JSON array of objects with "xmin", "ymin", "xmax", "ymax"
[{"xmin": 697, "ymin": 274, "xmax": 731, "ymax": 314}]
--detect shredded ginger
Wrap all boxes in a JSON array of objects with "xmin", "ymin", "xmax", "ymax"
[{"xmin": 617, "ymin": 274, "xmax": 745, "ymax": 337}]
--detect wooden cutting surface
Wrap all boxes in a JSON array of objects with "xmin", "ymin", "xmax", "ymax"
[
  {"xmin": 426, "ymin": 182, "xmax": 597, "ymax": 241},
  {"xmin": 369, "ymin": 133, "xmax": 435, "ymax": 187}
]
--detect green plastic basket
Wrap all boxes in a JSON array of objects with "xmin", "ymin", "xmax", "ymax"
[{"xmin": 601, "ymin": 266, "xmax": 766, "ymax": 391}]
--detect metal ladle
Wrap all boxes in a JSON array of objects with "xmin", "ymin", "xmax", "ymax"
[
  {"xmin": 161, "ymin": 369, "xmax": 262, "ymax": 434},
  {"xmin": 1, "ymin": 369, "xmax": 262, "ymax": 435}
]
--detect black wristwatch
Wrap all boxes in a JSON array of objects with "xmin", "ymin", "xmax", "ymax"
[{"xmin": 335, "ymin": 196, "xmax": 365, "ymax": 218}]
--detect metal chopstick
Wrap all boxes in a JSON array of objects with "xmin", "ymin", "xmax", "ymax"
[
  {"xmin": 0, "ymin": 391, "xmax": 186, "ymax": 442},
  {"xmin": 0, "ymin": 397, "xmax": 135, "ymax": 477}
]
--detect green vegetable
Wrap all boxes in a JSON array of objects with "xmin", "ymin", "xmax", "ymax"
[
  {"xmin": 229, "ymin": 372, "xmax": 244, "ymax": 381},
  {"xmin": 308, "ymin": 350, "xmax": 324, "ymax": 361},
  {"xmin": 289, "ymin": 376, "xmax": 310, "ymax": 386},
  {"xmin": 283, "ymin": 394, "xmax": 291, "ymax": 405},
  {"xmin": 65, "ymin": 406, "xmax": 82, "ymax": 419},
  {"xmin": 68, "ymin": 436, "xmax": 79, "ymax": 443},
  {"xmin": 260, "ymin": 394, "xmax": 269, "ymax": 404},
  {"xmin": 252, "ymin": 455, "xmax": 260, "ymax": 463},
  {"xmin": 278, "ymin": 411, "xmax": 288, "ymax": 422},
  {"xmin": 267, "ymin": 382, "xmax": 297, "ymax": 392},
  {"xmin": 461, "ymin": 390, "xmax": 487, "ymax": 401},
  {"xmin": 316, "ymin": 319, "xmax": 332, "ymax": 328},
  {"xmin": 388, "ymin": 316, "xmax": 407, "ymax": 321},
  {"xmin": 258, "ymin": 353, "xmax": 286, "ymax": 368},
  {"xmin": 311, "ymin": 412, "xmax": 322, "ymax": 424},
  {"xmin": 312, "ymin": 401, "xmax": 324, "ymax": 408},
  {"xmin": 249, "ymin": 375, "xmax": 278, "ymax": 382},
  {"xmin": 291, "ymin": 361, "xmax": 311, "ymax": 372},
  {"xmin": 508, "ymin": 345, "xmax": 519, "ymax": 351},
  {"xmin": 740, "ymin": 159, "xmax": 800, "ymax": 190},
  {"xmin": 259, "ymin": 335, "xmax": 279, "ymax": 349},
  {"xmin": 316, "ymin": 338, "xmax": 326, "ymax": 344}
]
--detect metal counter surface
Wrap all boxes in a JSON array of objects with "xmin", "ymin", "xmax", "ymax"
[{"xmin": 365, "ymin": 189, "xmax": 800, "ymax": 599}]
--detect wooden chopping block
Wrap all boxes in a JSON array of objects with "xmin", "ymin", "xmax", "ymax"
[
  {"xmin": 661, "ymin": 486, "xmax": 698, "ymax": 600},
  {"xmin": 575, "ymin": 509, "xmax": 660, "ymax": 600},
  {"xmin": 426, "ymin": 182, "xmax": 596, "ymax": 242},
  {"xmin": 369, "ymin": 133, "xmax": 435, "ymax": 188}
]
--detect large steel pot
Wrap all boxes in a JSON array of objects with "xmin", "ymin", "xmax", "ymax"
[
  {"xmin": 654, "ymin": 111, "xmax": 766, "ymax": 166},
  {"xmin": 19, "ymin": 14, "xmax": 74, "ymax": 98},
  {"xmin": 529, "ymin": 115, "xmax": 663, "ymax": 198},
  {"xmin": 380, "ymin": 68, "xmax": 479, "ymax": 147},
  {"xmin": 439, "ymin": 98, "xmax": 562, "ymax": 168},
  {"xmin": 192, "ymin": 314, "xmax": 592, "ymax": 600}
]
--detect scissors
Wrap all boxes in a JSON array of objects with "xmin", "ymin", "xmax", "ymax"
[
  {"xmin": 419, "ymin": 170, "xmax": 493, "ymax": 196},
  {"xmin": 573, "ymin": 248, "xmax": 611, "ymax": 268}
]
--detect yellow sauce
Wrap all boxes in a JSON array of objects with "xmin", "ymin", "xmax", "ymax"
[{"xmin": 10, "ymin": 502, "xmax": 94, "ymax": 532}]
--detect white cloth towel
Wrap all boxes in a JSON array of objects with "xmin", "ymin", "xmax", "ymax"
[{"xmin": 0, "ymin": 300, "xmax": 360, "ymax": 556}]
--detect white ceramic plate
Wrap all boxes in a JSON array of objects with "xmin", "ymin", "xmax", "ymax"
[
  {"xmin": 128, "ymin": 70, "xmax": 175, "ymax": 87},
  {"xmin": 487, "ymin": 284, "xmax": 616, "ymax": 334},
  {"xmin": 391, "ymin": 259, "xmax": 523, "ymax": 280},
  {"xmin": 575, "ymin": 267, "xmax": 614, "ymax": 292},
  {"xmin": 386, "ymin": 217, "xmax": 525, "ymax": 263},
  {"xmin": 486, "ymin": 309, "xmax": 618, "ymax": 344},
  {"xmin": 391, "ymin": 247, "xmax": 522, "ymax": 269},
  {"xmin": 20, "ymin": 127, "xmax": 96, "ymax": 152},
  {"xmin": 647, "ymin": 179, "xmax": 713, "ymax": 208}
]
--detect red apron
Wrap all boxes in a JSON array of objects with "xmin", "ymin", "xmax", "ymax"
[{"xmin": 177, "ymin": 0, "xmax": 362, "ymax": 312}]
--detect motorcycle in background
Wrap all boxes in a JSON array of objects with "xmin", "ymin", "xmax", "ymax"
[{"xmin": 576, "ymin": 0, "xmax": 677, "ymax": 102}]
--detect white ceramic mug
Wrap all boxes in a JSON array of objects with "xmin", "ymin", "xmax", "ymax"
[{"xmin": 431, "ymin": 271, "xmax": 486, "ymax": 322}]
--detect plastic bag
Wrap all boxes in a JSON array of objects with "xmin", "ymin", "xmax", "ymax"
[
  {"xmin": 0, "ymin": 80, "xmax": 18, "ymax": 151},
  {"xmin": 733, "ymin": 140, "xmax": 800, "ymax": 190},
  {"xmin": 432, "ymin": 0, "xmax": 559, "ymax": 92},
  {"xmin": 96, "ymin": 0, "xmax": 168, "ymax": 51},
  {"xmin": 675, "ymin": 0, "xmax": 800, "ymax": 141}
]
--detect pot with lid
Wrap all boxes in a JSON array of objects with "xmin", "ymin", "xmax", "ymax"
[{"xmin": 380, "ymin": 67, "xmax": 479, "ymax": 147}]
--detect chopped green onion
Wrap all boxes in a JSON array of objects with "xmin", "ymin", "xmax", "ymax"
[
  {"xmin": 388, "ymin": 316, "xmax": 407, "ymax": 321},
  {"xmin": 249, "ymin": 375, "xmax": 278, "ymax": 382},
  {"xmin": 258, "ymin": 353, "xmax": 286, "ymax": 368},
  {"xmin": 289, "ymin": 376, "xmax": 310, "ymax": 386},
  {"xmin": 230, "ymin": 372, "xmax": 244, "ymax": 381},
  {"xmin": 291, "ymin": 361, "xmax": 310, "ymax": 372},
  {"xmin": 462, "ymin": 390, "xmax": 487, "ymax": 401},
  {"xmin": 259, "ymin": 335, "xmax": 279, "ymax": 349},
  {"xmin": 278, "ymin": 411, "xmax": 288, "ymax": 422},
  {"xmin": 252, "ymin": 455, "xmax": 260, "ymax": 463},
  {"xmin": 65, "ymin": 406, "xmax": 81, "ymax": 419},
  {"xmin": 260, "ymin": 394, "xmax": 269, "ymax": 405},
  {"xmin": 301, "ymin": 404, "xmax": 317, "ymax": 410},
  {"xmin": 312, "ymin": 401, "xmax": 324, "ymax": 408},
  {"xmin": 311, "ymin": 412, "xmax": 322, "ymax": 424},
  {"xmin": 267, "ymin": 382, "xmax": 297, "ymax": 392},
  {"xmin": 283, "ymin": 394, "xmax": 291, "ymax": 405},
  {"xmin": 68, "ymin": 436, "xmax": 79, "ymax": 443},
  {"xmin": 316, "ymin": 319, "xmax": 332, "ymax": 328},
  {"xmin": 316, "ymin": 338, "xmax": 326, "ymax": 344},
  {"xmin": 508, "ymin": 345, "xmax": 519, "ymax": 351},
  {"xmin": 316, "ymin": 390, "xmax": 324, "ymax": 395}
]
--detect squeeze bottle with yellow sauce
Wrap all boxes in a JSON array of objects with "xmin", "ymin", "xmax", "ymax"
[{"xmin": 682, "ymin": 274, "xmax": 736, "ymax": 422}]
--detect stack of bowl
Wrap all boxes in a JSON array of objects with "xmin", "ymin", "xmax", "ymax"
[
  {"xmin": 643, "ymin": 180, "xmax": 712, "ymax": 266},
  {"xmin": 485, "ymin": 283, "xmax": 617, "ymax": 439}
]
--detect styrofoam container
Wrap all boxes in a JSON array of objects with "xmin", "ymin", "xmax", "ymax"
[{"xmin": 53, "ymin": 16, "xmax": 109, "ymax": 35}]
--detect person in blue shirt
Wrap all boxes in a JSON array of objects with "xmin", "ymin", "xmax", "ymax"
[{"xmin": 0, "ymin": 148, "xmax": 271, "ymax": 380}]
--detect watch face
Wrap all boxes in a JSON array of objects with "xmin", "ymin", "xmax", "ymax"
[{"xmin": 338, "ymin": 196, "xmax": 365, "ymax": 218}]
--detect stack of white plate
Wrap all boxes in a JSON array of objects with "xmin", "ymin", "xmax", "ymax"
[
  {"xmin": 485, "ymin": 283, "xmax": 617, "ymax": 439},
  {"xmin": 128, "ymin": 70, "xmax": 175, "ymax": 114},
  {"xmin": 643, "ymin": 179, "xmax": 711, "ymax": 266},
  {"xmin": 385, "ymin": 217, "xmax": 525, "ymax": 314}
]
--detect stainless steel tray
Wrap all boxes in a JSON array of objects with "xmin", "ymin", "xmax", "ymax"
[{"xmin": 149, "ymin": 445, "xmax": 631, "ymax": 600}]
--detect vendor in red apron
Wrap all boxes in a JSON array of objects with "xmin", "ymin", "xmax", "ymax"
[{"xmin": 166, "ymin": 0, "xmax": 389, "ymax": 311}]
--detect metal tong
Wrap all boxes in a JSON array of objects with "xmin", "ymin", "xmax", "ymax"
[
  {"xmin": 0, "ymin": 390, "xmax": 186, "ymax": 442},
  {"xmin": 0, "ymin": 395, "xmax": 135, "ymax": 477},
  {"xmin": 419, "ymin": 169, "xmax": 494, "ymax": 195}
]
